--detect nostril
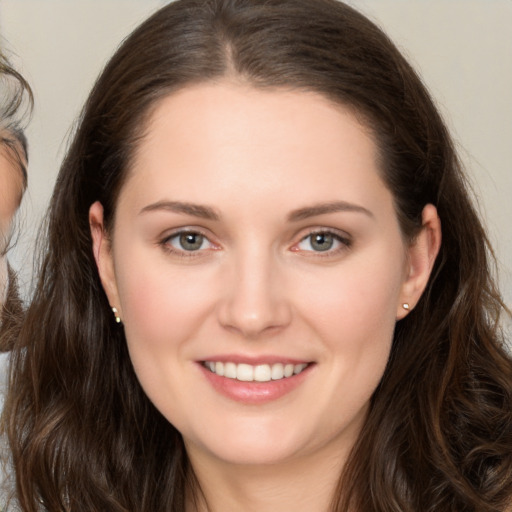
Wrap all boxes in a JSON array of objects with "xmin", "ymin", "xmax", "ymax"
[{"xmin": 215, "ymin": 261, "xmax": 293, "ymax": 337}]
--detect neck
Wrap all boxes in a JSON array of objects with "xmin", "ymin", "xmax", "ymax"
[{"xmin": 185, "ymin": 440, "xmax": 351, "ymax": 512}]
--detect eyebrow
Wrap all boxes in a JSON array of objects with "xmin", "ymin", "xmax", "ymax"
[
  {"xmin": 139, "ymin": 200, "xmax": 220, "ymax": 220},
  {"xmin": 139, "ymin": 199, "xmax": 372, "ymax": 222},
  {"xmin": 287, "ymin": 201, "xmax": 374, "ymax": 222}
]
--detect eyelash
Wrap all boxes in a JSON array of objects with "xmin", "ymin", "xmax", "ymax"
[
  {"xmin": 293, "ymin": 230, "xmax": 352, "ymax": 256},
  {"xmin": 160, "ymin": 229, "xmax": 217, "ymax": 258},
  {"xmin": 159, "ymin": 228, "xmax": 352, "ymax": 258}
]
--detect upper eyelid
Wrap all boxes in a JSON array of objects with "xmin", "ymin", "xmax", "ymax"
[
  {"xmin": 161, "ymin": 226, "xmax": 213, "ymax": 242},
  {"xmin": 295, "ymin": 226, "xmax": 352, "ymax": 242},
  {"xmin": 298, "ymin": 232, "xmax": 350, "ymax": 245}
]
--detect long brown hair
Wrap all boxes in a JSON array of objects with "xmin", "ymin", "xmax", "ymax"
[{"xmin": 3, "ymin": 1, "xmax": 511, "ymax": 510}]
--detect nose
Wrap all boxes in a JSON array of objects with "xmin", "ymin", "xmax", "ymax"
[{"xmin": 216, "ymin": 247, "xmax": 292, "ymax": 339}]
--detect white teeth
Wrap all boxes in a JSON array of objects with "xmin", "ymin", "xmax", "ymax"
[
  {"xmin": 294, "ymin": 363, "xmax": 307, "ymax": 375},
  {"xmin": 237, "ymin": 363, "xmax": 254, "ymax": 381},
  {"xmin": 254, "ymin": 364, "xmax": 271, "ymax": 382},
  {"xmin": 215, "ymin": 361, "xmax": 224, "ymax": 376},
  {"xmin": 224, "ymin": 362, "xmax": 237, "ymax": 379},
  {"xmin": 271, "ymin": 363, "xmax": 284, "ymax": 380},
  {"xmin": 284, "ymin": 364, "xmax": 294, "ymax": 377},
  {"xmin": 204, "ymin": 361, "xmax": 309, "ymax": 381}
]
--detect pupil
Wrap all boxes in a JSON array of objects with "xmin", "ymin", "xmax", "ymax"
[
  {"xmin": 180, "ymin": 233, "xmax": 203, "ymax": 251},
  {"xmin": 312, "ymin": 233, "xmax": 333, "ymax": 251}
]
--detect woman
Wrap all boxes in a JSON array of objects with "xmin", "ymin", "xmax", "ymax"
[
  {"xmin": 0, "ymin": 135, "xmax": 25, "ymax": 319},
  {"xmin": 2, "ymin": 0, "xmax": 511, "ymax": 510},
  {"xmin": 0, "ymin": 47, "xmax": 31, "ymax": 509},
  {"xmin": 0, "ymin": 50, "xmax": 30, "ymax": 341}
]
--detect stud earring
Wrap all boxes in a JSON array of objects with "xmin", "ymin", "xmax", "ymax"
[
  {"xmin": 402, "ymin": 303, "xmax": 410, "ymax": 310},
  {"xmin": 112, "ymin": 307, "xmax": 121, "ymax": 323}
]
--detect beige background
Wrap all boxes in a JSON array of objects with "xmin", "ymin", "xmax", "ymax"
[{"xmin": 1, "ymin": 0, "xmax": 511, "ymax": 317}]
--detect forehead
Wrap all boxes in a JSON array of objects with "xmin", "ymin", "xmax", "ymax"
[{"xmin": 119, "ymin": 82, "xmax": 392, "ymax": 221}]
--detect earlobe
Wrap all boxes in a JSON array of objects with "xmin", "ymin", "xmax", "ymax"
[
  {"xmin": 89, "ymin": 201, "xmax": 121, "ymax": 316},
  {"xmin": 397, "ymin": 204, "xmax": 441, "ymax": 319}
]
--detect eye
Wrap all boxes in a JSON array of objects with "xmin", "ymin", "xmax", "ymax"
[
  {"xmin": 166, "ymin": 231, "xmax": 213, "ymax": 252},
  {"xmin": 295, "ymin": 231, "xmax": 350, "ymax": 253}
]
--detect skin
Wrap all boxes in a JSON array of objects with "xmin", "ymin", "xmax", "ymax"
[
  {"xmin": 0, "ymin": 144, "xmax": 23, "ymax": 307},
  {"xmin": 90, "ymin": 82, "xmax": 441, "ymax": 511}
]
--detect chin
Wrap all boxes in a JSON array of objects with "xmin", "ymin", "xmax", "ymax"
[
  {"xmin": 206, "ymin": 442, "xmax": 302, "ymax": 466},
  {"xmin": 185, "ymin": 422, "xmax": 312, "ymax": 467}
]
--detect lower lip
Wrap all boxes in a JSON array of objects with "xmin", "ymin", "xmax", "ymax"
[{"xmin": 198, "ymin": 363, "xmax": 313, "ymax": 404}]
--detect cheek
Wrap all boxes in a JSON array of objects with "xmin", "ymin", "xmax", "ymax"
[
  {"xmin": 112, "ymin": 245, "xmax": 223, "ymax": 376},
  {"xmin": 294, "ymin": 247, "xmax": 405, "ymax": 394},
  {"xmin": 297, "ymin": 253, "xmax": 404, "ymax": 342},
  {"xmin": 299, "ymin": 261, "xmax": 401, "ymax": 420},
  {"xmin": 112, "ymin": 255, "xmax": 218, "ymax": 414}
]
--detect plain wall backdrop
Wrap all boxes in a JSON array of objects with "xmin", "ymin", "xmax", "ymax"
[{"xmin": 1, "ymin": 1, "xmax": 511, "ymax": 320}]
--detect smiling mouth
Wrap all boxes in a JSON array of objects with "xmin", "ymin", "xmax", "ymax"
[{"xmin": 202, "ymin": 361, "xmax": 310, "ymax": 382}]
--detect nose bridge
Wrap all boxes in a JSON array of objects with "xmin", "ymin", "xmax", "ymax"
[{"xmin": 218, "ymin": 239, "xmax": 291, "ymax": 337}]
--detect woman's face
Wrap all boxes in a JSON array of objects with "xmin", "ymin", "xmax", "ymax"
[
  {"xmin": 0, "ymin": 145, "xmax": 23, "ymax": 248},
  {"xmin": 91, "ymin": 83, "xmax": 437, "ymax": 468},
  {"xmin": 0, "ymin": 144, "xmax": 23, "ymax": 303}
]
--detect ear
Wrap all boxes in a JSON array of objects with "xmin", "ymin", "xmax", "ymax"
[
  {"xmin": 397, "ymin": 204, "xmax": 441, "ymax": 319},
  {"xmin": 89, "ymin": 201, "xmax": 121, "ymax": 316}
]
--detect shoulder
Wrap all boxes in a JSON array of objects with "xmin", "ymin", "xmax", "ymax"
[
  {"xmin": 0, "ymin": 351, "xmax": 14, "ymax": 511},
  {"xmin": 0, "ymin": 352, "xmax": 9, "ymax": 411}
]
